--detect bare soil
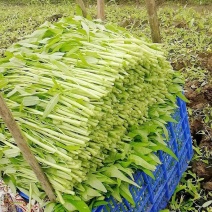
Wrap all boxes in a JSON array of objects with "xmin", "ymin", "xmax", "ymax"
[
  {"xmin": 181, "ymin": 50, "xmax": 212, "ymax": 192},
  {"xmin": 199, "ymin": 52, "xmax": 212, "ymax": 73}
]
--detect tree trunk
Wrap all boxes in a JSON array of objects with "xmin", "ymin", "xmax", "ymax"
[
  {"xmin": 145, "ymin": 0, "xmax": 161, "ymax": 43},
  {"xmin": 97, "ymin": 0, "xmax": 105, "ymax": 21}
]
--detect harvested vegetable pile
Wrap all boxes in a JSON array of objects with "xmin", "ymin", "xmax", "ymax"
[{"xmin": 0, "ymin": 15, "xmax": 186, "ymax": 211}]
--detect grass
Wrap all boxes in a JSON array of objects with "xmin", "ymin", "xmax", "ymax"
[{"xmin": 0, "ymin": 1, "xmax": 212, "ymax": 211}]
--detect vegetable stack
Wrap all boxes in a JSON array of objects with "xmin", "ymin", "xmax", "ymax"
[{"xmin": 0, "ymin": 15, "xmax": 186, "ymax": 211}]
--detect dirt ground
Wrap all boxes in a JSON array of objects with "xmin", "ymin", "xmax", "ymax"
[{"xmin": 184, "ymin": 51, "xmax": 212, "ymax": 193}]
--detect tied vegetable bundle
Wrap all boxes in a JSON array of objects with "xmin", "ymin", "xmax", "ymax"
[{"xmin": 0, "ymin": 15, "xmax": 187, "ymax": 211}]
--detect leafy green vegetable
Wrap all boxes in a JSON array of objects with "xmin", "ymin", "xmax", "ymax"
[
  {"xmin": 0, "ymin": 14, "xmax": 185, "ymax": 211},
  {"xmin": 22, "ymin": 96, "xmax": 40, "ymax": 106}
]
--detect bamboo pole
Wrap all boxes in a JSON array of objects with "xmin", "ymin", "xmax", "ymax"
[
  {"xmin": 97, "ymin": 0, "xmax": 105, "ymax": 21},
  {"xmin": 76, "ymin": 0, "xmax": 87, "ymax": 18},
  {"xmin": 0, "ymin": 93, "xmax": 56, "ymax": 202},
  {"xmin": 145, "ymin": 0, "xmax": 161, "ymax": 43}
]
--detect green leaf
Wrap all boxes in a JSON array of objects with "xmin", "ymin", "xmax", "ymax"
[
  {"xmin": 193, "ymin": 146, "xmax": 201, "ymax": 156},
  {"xmin": 51, "ymin": 60, "xmax": 70, "ymax": 75},
  {"xmin": 160, "ymin": 115, "xmax": 177, "ymax": 123},
  {"xmin": 4, "ymin": 148, "xmax": 20, "ymax": 158},
  {"xmin": 53, "ymin": 204, "xmax": 67, "ymax": 212},
  {"xmin": 43, "ymin": 94, "xmax": 60, "ymax": 118},
  {"xmin": 148, "ymin": 154, "xmax": 161, "ymax": 164},
  {"xmin": 65, "ymin": 145, "xmax": 81, "ymax": 151},
  {"xmin": 121, "ymin": 143, "xmax": 131, "ymax": 158},
  {"xmin": 149, "ymin": 108, "xmax": 159, "ymax": 117},
  {"xmin": 168, "ymin": 84, "xmax": 182, "ymax": 94},
  {"xmin": 96, "ymin": 173, "xmax": 117, "ymax": 185},
  {"xmin": 0, "ymin": 78, "xmax": 8, "ymax": 89},
  {"xmin": 4, "ymin": 166, "xmax": 16, "ymax": 174},
  {"xmin": 103, "ymin": 165, "xmax": 138, "ymax": 187},
  {"xmin": 51, "ymin": 43, "xmax": 64, "ymax": 54},
  {"xmin": 9, "ymin": 57, "xmax": 26, "ymax": 66},
  {"xmin": 82, "ymin": 186, "xmax": 102, "ymax": 201},
  {"xmin": 114, "ymin": 164, "xmax": 134, "ymax": 180},
  {"xmin": 93, "ymin": 200, "xmax": 108, "ymax": 208},
  {"xmin": 0, "ymin": 158, "xmax": 10, "ymax": 165},
  {"xmin": 31, "ymin": 183, "xmax": 42, "ymax": 200},
  {"xmin": 129, "ymin": 154, "xmax": 156, "ymax": 171},
  {"xmin": 120, "ymin": 183, "xmax": 135, "ymax": 206},
  {"xmin": 66, "ymin": 46, "xmax": 80, "ymax": 56},
  {"xmin": 132, "ymin": 143, "xmax": 153, "ymax": 155},
  {"xmin": 81, "ymin": 21, "xmax": 90, "ymax": 40},
  {"xmin": 22, "ymin": 96, "xmax": 40, "ymax": 106},
  {"xmin": 142, "ymin": 168, "xmax": 155, "ymax": 179},
  {"xmin": 63, "ymin": 203, "xmax": 77, "ymax": 211},
  {"xmin": 128, "ymin": 129, "xmax": 149, "ymax": 142},
  {"xmin": 153, "ymin": 120, "xmax": 169, "ymax": 140},
  {"xmin": 63, "ymin": 195, "xmax": 90, "ymax": 212},
  {"xmin": 150, "ymin": 133, "xmax": 166, "ymax": 146},
  {"xmin": 151, "ymin": 142, "xmax": 178, "ymax": 160},
  {"xmin": 105, "ymin": 152, "xmax": 122, "ymax": 163},
  {"xmin": 6, "ymin": 87, "xmax": 18, "ymax": 97},
  {"xmin": 202, "ymin": 200, "xmax": 212, "ymax": 208},
  {"xmin": 86, "ymin": 174, "xmax": 107, "ymax": 193},
  {"xmin": 111, "ymin": 186, "xmax": 122, "ymax": 202},
  {"xmin": 177, "ymin": 92, "xmax": 189, "ymax": 103},
  {"xmin": 0, "ymin": 150, "xmax": 3, "ymax": 160},
  {"xmin": 204, "ymin": 115, "xmax": 209, "ymax": 123},
  {"xmin": 75, "ymin": 5, "xmax": 83, "ymax": 17},
  {"xmin": 174, "ymin": 184, "xmax": 187, "ymax": 194},
  {"xmin": 8, "ymin": 180, "xmax": 16, "ymax": 194},
  {"xmin": 44, "ymin": 202, "xmax": 56, "ymax": 212},
  {"xmin": 119, "ymin": 161, "xmax": 132, "ymax": 168},
  {"xmin": 172, "ymin": 77, "xmax": 184, "ymax": 84}
]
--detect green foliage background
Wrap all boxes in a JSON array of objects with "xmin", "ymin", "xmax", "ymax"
[{"xmin": 4, "ymin": 0, "xmax": 212, "ymax": 5}]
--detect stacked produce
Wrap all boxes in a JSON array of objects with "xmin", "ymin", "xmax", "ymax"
[{"xmin": 0, "ymin": 15, "xmax": 186, "ymax": 211}]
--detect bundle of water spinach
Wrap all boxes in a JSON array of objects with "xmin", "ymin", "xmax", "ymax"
[{"xmin": 0, "ymin": 15, "xmax": 187, "ymax": 211}]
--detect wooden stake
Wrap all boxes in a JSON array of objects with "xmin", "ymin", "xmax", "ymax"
[
  {"xmin": 0, "ymin": 93, "xmax": 56, "ymax": 201},
  {"xmin": 97, "ymin": 0, "xmax": 105, "ymax": 21},
  {"xmin": 76, "ymin": 0, "xmax": 87, "ymax": 18},
  {"xmin": 145, "ymin": 0, "xmax": 161, "ymax": 43}
]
